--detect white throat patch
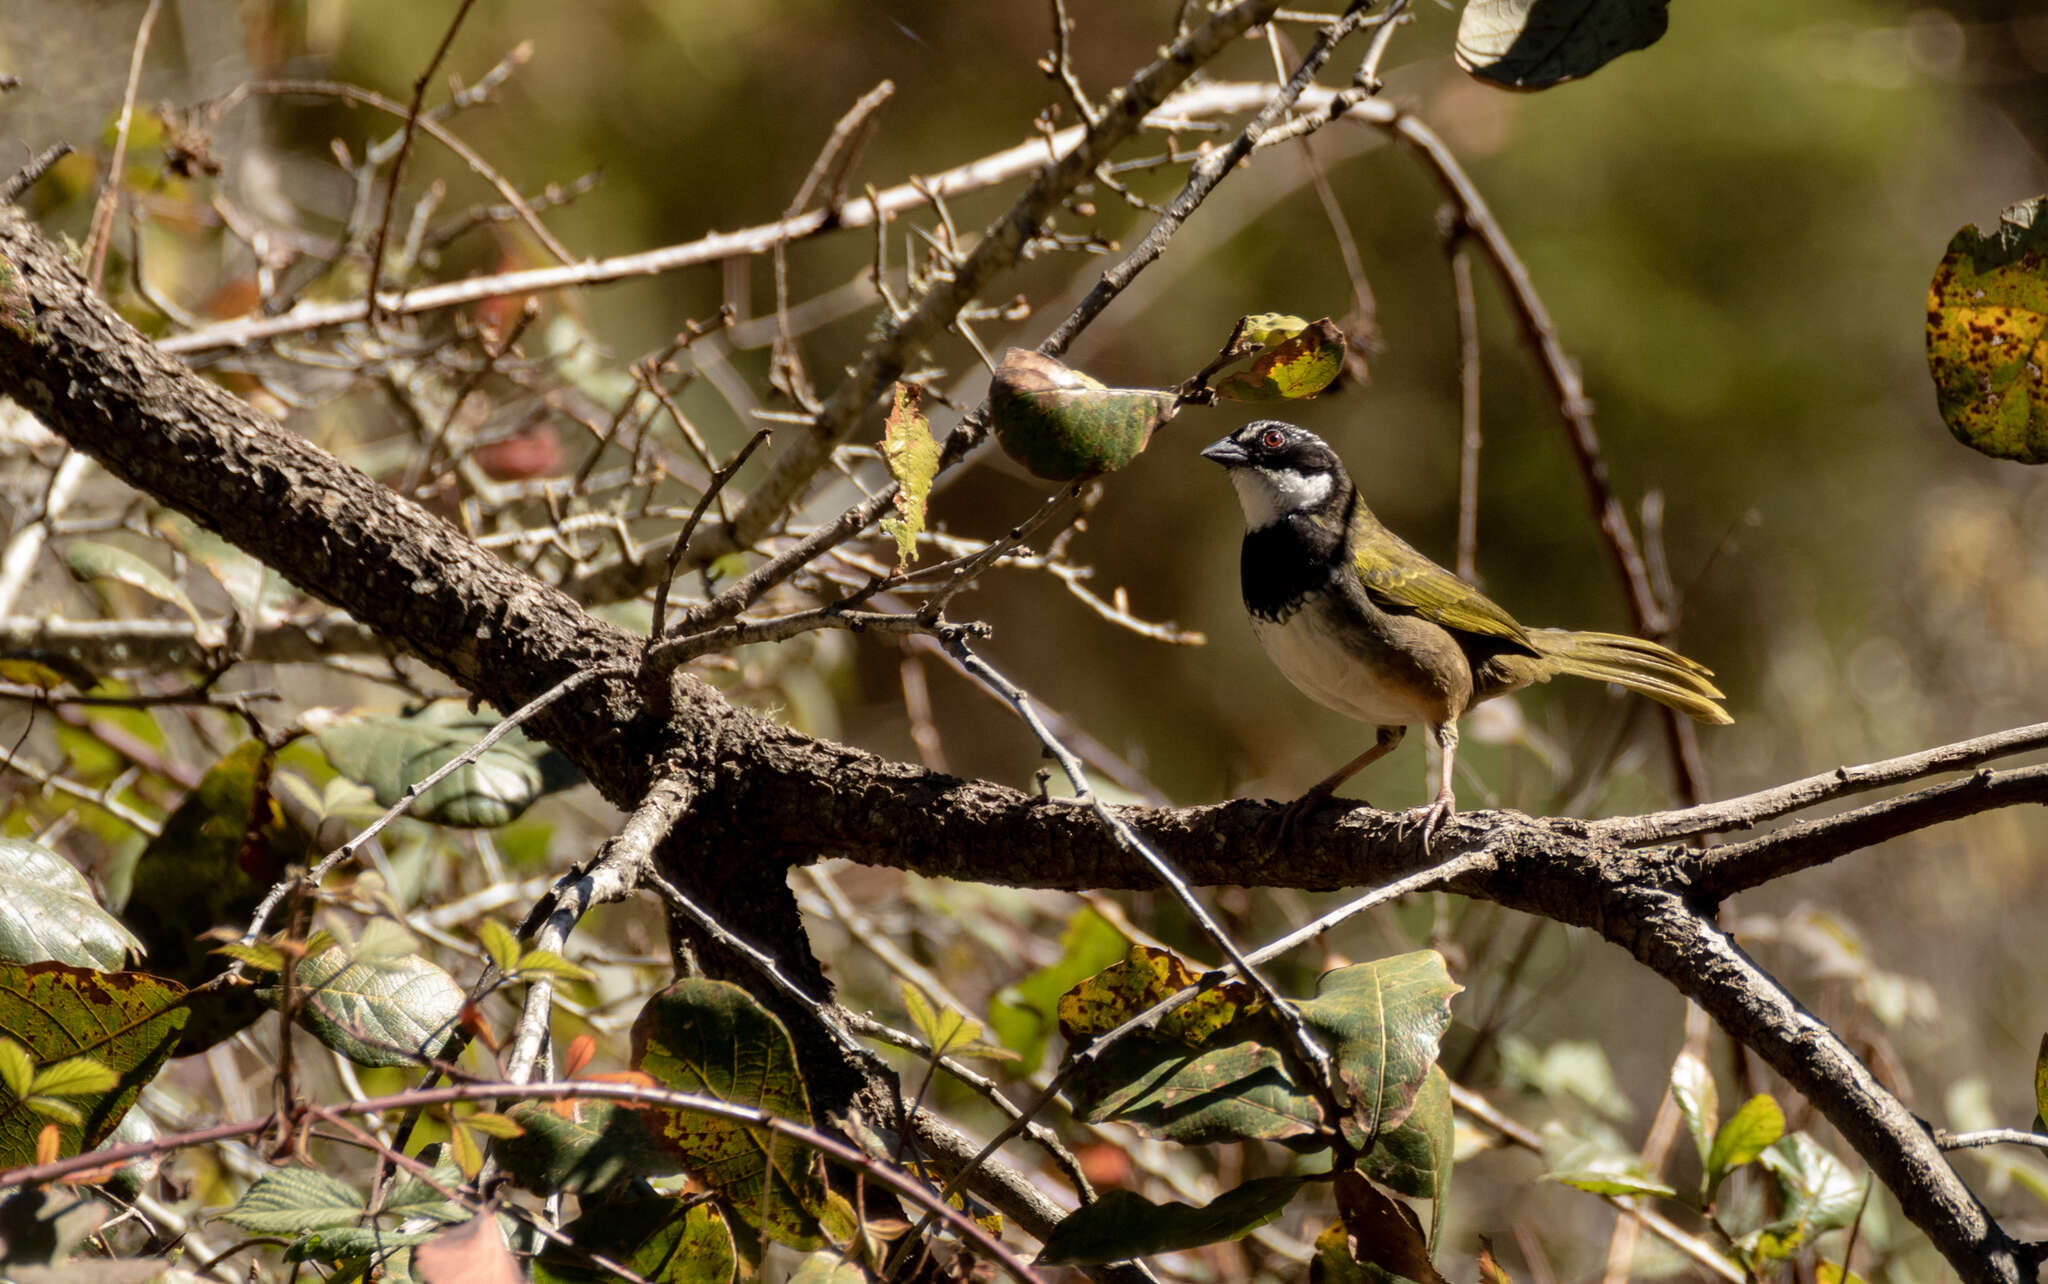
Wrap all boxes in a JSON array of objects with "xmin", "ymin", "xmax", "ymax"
[{"xmin": 1228, "ymin": 466, "xmax": 1332, "ymax": 529}]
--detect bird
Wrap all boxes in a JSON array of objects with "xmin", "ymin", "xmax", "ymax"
[{"xmin": 1201, "ymin": 420, "xmax": 1730, "ymax": 846}]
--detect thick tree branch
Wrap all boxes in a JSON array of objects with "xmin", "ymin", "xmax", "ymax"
[{"xmin": 0, "ymin": 202, "xmax": 2032, "ymax": 1284}]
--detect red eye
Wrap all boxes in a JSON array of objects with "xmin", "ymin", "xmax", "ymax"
[{"xmin": 1260, "ymin": 428, "xmax": 1285, "ymax": 449}]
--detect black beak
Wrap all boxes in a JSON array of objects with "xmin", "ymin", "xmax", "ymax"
[{"xmin": 1200, "ymin": 436, "xmax": 1248, "ymax": 466}]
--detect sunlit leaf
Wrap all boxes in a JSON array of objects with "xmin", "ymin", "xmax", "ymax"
[
  {"xmin": 2035, "ymin": 1033, "xmax": 2048, "ymax": 1128},
  {"xmin": 988, "ymin": 906, "xmax": 1126, "ymax": 1072},
  {"xmin": 534, "ymin": 1196, "xmax": 736, "ymax": 1284},
  {"xmin": 63, "ymin": 541, "xmax": 222, "ymax": 645},
  {"xmin": 1057, "ymin": 944, "xmax": 1260, "ymax": 1047},
  {"xmin": 900, "ymin": 981, "xmax": 1015, "ymax": 1062},
  {"xmin": 222, "ymin": 1166, "xmax": 364, "ymax": 1234},
  {"xmin": 292, "ymin": 936, "xmax": 465, "ymax": 1068},
  {"xmin": 989, "ymin": 348, "xmax": 1178, "ymax": 480},
  {"xmin": 0, "ymin": 963, "xmax": 187, "ymax": 1166},
  {"xmin": 1214, "ymin": 317, "xmax": 1346, "ymax": 401},
  {"xmin": 0, "ymin": 839, "xmax": 142, "ymax": 969},
  {"xmin": 1297, "ymin": 951, "xmax": 1463, "ymax": 1149},
  {"xmin": 878, "ymin": 382, "xmax": 939, "ymax": 569},
  {"xmin": 310, "ymin": 705, "xmax": 569, "ymax": 829},
  {"xmin": 1456, "ymin": 0, "xmax": 1669, "ymax": 90},
  {"xmin": 1706, "ymin": 1094, "xmax": 1785, "ymax": 1194},
  {"xmin": 1037, "ymin": 1176, "xmax": 1306, "ymax": 1265},
  {"xmin": 1670, "ymin": 1050, "xmax": 1719, "ymax": 1182},
  {"xmin": 1926, "ymin": 197, "xmax": 2048, "ymax": 464},
  {"xmin": 632, "ymin": 979, "xmax": 826, "ymax": 1249},
  {"xmin": 1541, "ymin": 1120, "xmax": 1679, "ymax": 1200}
]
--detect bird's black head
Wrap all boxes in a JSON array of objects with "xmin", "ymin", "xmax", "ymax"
[{"xmin": 1200, "ymin": 420, "xmax": 1350, "ymax": 530}]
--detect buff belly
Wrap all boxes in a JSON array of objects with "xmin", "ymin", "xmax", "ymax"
[{"xmin": 1250, "ymin": 592, "xmax": 1452, "ymax": 728}]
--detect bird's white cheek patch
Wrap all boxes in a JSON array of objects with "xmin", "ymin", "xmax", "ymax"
[{"xmin": 1230, "ymin": 468, "xmax": 1332, "ymax": 528}]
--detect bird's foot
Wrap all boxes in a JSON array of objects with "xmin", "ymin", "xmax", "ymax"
[{"xmin": 1399, "ymin": 790, "xmax": 1457, "ymax": 851}]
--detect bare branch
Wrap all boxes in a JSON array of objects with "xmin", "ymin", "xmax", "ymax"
[
  {"xmin": 364, "ymin": 0, "xmax": 484, "ymax": 329},
  {"xmin": 1596, "ymin": 720, "xmax": 2048, "ymax": 845}
]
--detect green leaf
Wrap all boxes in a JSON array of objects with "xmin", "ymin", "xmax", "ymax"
[
  {"xmin": 222, "ymin": 1166, "xmax": 366, "ymax": 1234},
  {"xmin": 290, "ymin": 933, "xmax": 464, "ymax": 1069},
  {"xmin": 286, "ymin": 1224, "xmax": 437, "ymax": 1262},
  {"xmin": 0, "ymin": 840, "xmax": 140, "ymax": 970},
  {"xmin": 29, "ymin": 1054, "xmax": 120, "ymax": 1098},
  {"xmin": 1926, "ymin": 198, "xmax": 2048, "ymax": 464},
  {"xmin": 534, "ymin": 1196, "xmax": 736, "ymax": 1284},
  {"xmin": 1363, "ymin": 1066, "xmax": 1454, "ymax": 1248},
  {"xmin": 1297, "ymin": 951, "xmax": 1463, "ymax": 1149},
  {"xmin": 384, "ymin": 1152, "xmax": 468, "ymax": 1226},
  {"xmin": 1332, "ymin": 1169, "xmax": 1450, "ymax": 1284},
  {"xmin": 1499, "ymin": 1035, "xmax": 1632, "ymax": 1120},
  {"xmin": 988, "ymin": 906, "xmax": 1126, "ymax": 1071},
  {"xmin": 63, "ymin": 541, "xmax": 221, "ymax": 645},
  {"xmin": 122, "ymin": 739, "xmax": 299, "ymax": 1051},
  {"xmin": 0, "ymin": 652, "xmax": 96, "ymax": 693},
  {"xmin": 1751, "ymin": 1133, "xmax": 1862, "ymax": 1251},
  {"xmin": 478, "ymin": 919, "xmax": 521, "ymax": 974},
  {"xmin": 1541, "ymin": 1121, "xmax": 1679, "ymax": 1200},
  {"xmin": 878, "ymin": 382, "xmax": 939, "ymax": 569},
  {"xmin": 632, "ymin": 979, "xmax": 826, "ymax": 1249},
  {"xmin": 0, "ymin": 963, "xmax": 187, "ymax": 1166},
  {"xmin": 989, "ymin": 348, "xmax": 1178, "ymax": 480},
  {"xmin": 900, "ymin": 981, "xmax": 1014, "ymax": 1062},
  {"xmin": 310, "ymin": 705, "xmax": 559, "ymax": 829},
  {"xmin": 511, "ymin": 949, "xmax": 595, "ymax": 982},
  {"xmin": 1038, "ymin": 1176, "xmax": 1306, "ymax": 1265},
  {"xmin": 500, "ymin": 1086, "xmax": 682, "ymax": 1195},
  {"xmin": 1455, "ymin": 0, "xmax": 1669, "ymax": 90},
  {"xmin": 0, "ymin": 1039, "xmax": 33, "ymax": 1098},
  {"xmin": 1064, "ymin": 1007, "xmax": 1322, "ymax": 1146},
  {"xmin": 1705, "ymin": 1094, "xmax": 1785, "ymax": 1194},
  {"xmin": 1669, "ymin": 1051, "xmax": 1719, "ymax": 1183},
  {"xmin": 1214, "ymin": 317, "xmax": 1347, "ymax": 401}
]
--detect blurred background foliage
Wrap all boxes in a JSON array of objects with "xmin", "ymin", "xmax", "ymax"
[{"xmin": 6, "ymin": 0, "xmax": 2048, "ymax": 1276}]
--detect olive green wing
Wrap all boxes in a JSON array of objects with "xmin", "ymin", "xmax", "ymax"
[{"xmin": 1350, "ymin": 515, "xmax": 1536, "ymax": 650}]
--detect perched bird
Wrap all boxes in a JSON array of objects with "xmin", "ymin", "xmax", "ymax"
[{"xmin": 1202, "ymin": 420, "xmax": 1730, "ymax": 844}]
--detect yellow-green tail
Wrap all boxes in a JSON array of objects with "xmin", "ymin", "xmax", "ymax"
[{"xmin": 1530, "ymin": 629, "xmax": 1732, "ymax": 725}]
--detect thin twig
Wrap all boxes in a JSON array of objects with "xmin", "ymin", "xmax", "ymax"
[
  {"xmin": 1042, "ymin": 1, "xmax": 1385, "ymax": 356},
  {"xmin": 83, "ymin": 0, "xmax": 162, "ymax": 291},
  {"xmin": 159, "ymin": 81, "xmax": 1298, "ymax": 358},
  {"xmin": 942, "ymin": 639, "xmax": 1349, "ymax": 1145},
  {"xmin": 0, "ymin": 143, "xmax": 73, "ymax": 205},
  {"xmin": 1448, "ymin": 234, "xmax": 1482, "ymax": 582},
  {"xmin": 0, "ymin": 1081, "xmax": 1046, "ymax": 1284},
  {"xmin": 366, "ymin": 0, "xmax": 483, "ymax": 328},
  {"xmin": 647, "ymin": 426, "xmax": 772, "ymax": 642},
  {"xmin": 1594, "ymin": 720, "xmax": 2048, "ymax": 845}
]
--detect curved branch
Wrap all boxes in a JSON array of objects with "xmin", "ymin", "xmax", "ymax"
[
  {"xmin": 0, "ymin": 197, "xmax": 2032, "ymax": 1284},
  {"xmin": 1597, "ymin": 721, "xmax": 2048, "ymax": 845}
]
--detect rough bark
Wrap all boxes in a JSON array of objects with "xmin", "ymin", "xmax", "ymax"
[{"xmin": 0, "ymin": 207, "xmax": 2030, "ymax": 1283}]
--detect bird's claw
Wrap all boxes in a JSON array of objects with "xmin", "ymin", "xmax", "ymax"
[{"xmin": 1400, "ymin": 792, "xmax": 1456, "ymax": 851}]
